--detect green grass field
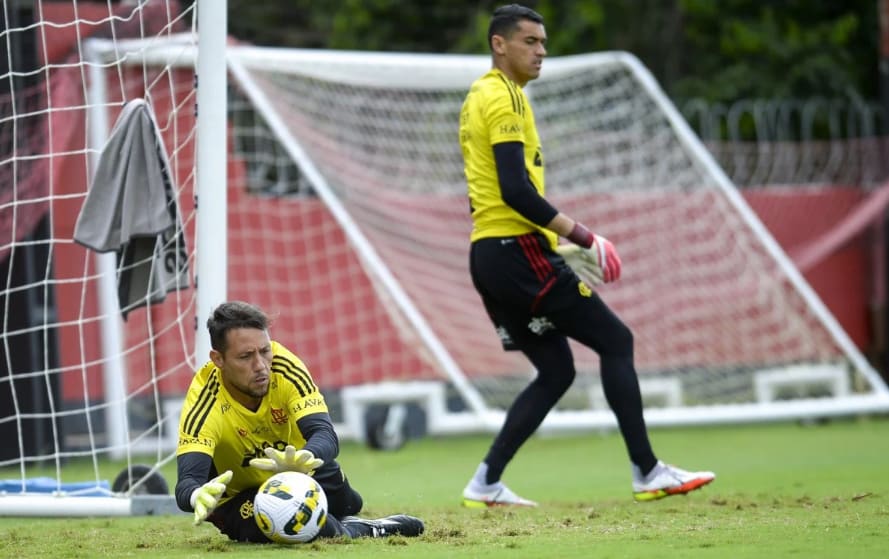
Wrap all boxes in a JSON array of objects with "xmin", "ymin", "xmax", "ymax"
[{"xmin": 1, "ymin": 417, "xmax": 887, "ymax": 558}]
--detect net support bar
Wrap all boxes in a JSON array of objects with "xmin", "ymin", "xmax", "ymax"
[
  {"xmin": 0, "ymin": 495, "xmax": 183, "ymax": 517},
  {"xmin": 227, "ymin": 55, "xmax": 492, "ymax": 421},
  {"xmin": 85, "ymin": 39, "xmax": 129, "ymax": 459}
]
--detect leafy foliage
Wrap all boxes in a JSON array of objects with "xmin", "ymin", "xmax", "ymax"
[
  {"xmin": 224, "ymin": 0, "xmax": 881, "ymax": 105},
  {"xmin": 675, "ymin": 0, "xmax": 879, "ymax": 102}
]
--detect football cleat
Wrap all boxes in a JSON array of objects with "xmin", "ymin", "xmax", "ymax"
[
  {"xmin": 341, "ymin": 514, "xmax": 425, "ymax": 538},
  {"xmin": 462, "ymin": 482, "xmax": 538, "ymax": 508},
  {"xmin": 632, "ymin": 460, "xmax": 715, "ymax": 502}
]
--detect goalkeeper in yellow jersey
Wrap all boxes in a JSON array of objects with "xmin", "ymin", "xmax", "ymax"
[
  {"xmin": 458, "ymin": 4, "xmax": 715, "ymax": 507},
  {"xmin": 175, "ymin": 301, "xmax": 423, "ymax": 541}
]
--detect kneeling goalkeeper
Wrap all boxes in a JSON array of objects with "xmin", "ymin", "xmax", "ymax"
[{"xmin": 175, "ymin": 301, "xmax": 423, "ymax": 541}]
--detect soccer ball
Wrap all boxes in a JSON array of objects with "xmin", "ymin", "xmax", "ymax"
[{"xmin": 253, "ymin": 471, "xmax": 328, "ymax": 543}]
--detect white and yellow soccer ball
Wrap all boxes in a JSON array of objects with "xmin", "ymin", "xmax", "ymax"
[{"xmin": 254, "ymin": 471, "xmax": 328, "ymax": 543}]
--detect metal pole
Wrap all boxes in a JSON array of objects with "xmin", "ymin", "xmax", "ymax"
[
  {"xmin": 85, "ymin": 40, "xmax": 129, "ymax": 459},
  {"xmin": 878, "ymin": 0, "xmax": 889, "ymax": 380},
  {"xmin": 195, "ymin": 0, "xmax": 228, "ymax": 364}
]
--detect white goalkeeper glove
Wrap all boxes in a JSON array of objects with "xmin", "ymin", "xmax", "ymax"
[
  {"xmin": 557, "ymin": 234, "xmax": 622, "ymax": 286},
  {"xmin": 190, "ymin": 469, "xmax": 232, "ymax": 526},
  {"xmin": 249, "ymin": 445, "xmax": 324, "ymax": 476},
  {"xmin": 556, "ymin": 243, "xmax": 603, "ymax": 287}
]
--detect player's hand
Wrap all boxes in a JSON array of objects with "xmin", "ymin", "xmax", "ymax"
[
  {"xmin": 557, "ymin": 234, "xmax": 621, "ymax": 286},
  {"xmin": 556, "ymin": 244, "xmax": 603, "ymax": 287},
  {"xmin": 191, "ymin": 469, "xmax": 232, "ymax": 526},
  {"xmin": 592, "ymin": 234, "xmax": 621, "ymax": 283},
  {"xmin": 249, "ymin": 445, "xmax": 324, "ymax": 476}
]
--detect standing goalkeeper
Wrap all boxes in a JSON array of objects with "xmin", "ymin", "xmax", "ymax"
[
  {"xmin": 459, "ymin": 4, "xmax": 715, "ymax": 507},
  {"xmin": 175, "ymin": 301, "xmax": 423, "ymax": 541}
]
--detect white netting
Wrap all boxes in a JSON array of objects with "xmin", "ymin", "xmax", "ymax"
[
  {"xmin": 226, "ymin": 47, "xmax": 889, "ymax": 417},
  {"xmin": 0, "ymin": 0, "xmax": 198, "ymax": 513}
]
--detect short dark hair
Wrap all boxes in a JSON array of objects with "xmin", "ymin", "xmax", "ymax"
[
  {"xmin": 487, "ymin": 4, "xmax": 544, "ymax": 50},
  {"xmin": 207, "ymin": 301, "xmax": 269, "ymax": 352}
]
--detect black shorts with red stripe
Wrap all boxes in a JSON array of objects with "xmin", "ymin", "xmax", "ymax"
[{"xmin": 470, "ymin": 232, "xmax": 591, "ymax": 351}]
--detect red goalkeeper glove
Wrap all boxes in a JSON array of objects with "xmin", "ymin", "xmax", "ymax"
[
  {"xmin": 565, "ymin": 223, "xmax": 622, "ymax": 283},
  {"xmin": 592, "ymin": 234, "xmax": 621, "ymax": 283}
]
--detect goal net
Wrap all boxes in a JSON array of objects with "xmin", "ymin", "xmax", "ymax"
[
  {"xmin": 0, "ymin": 0, "xmax": 211, "ymax": 516},
  {"xmin": 224, "ymin": 45, "xmax": 889, "ymax": 437}
]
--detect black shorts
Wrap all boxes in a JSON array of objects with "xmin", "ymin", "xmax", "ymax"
[
  {"xmin": 470, "ymin": 233, "xmax": 591, "ymax": 351},
  {"xmin": 208, "ymin": 473, "xmax": 363, "ymax": 542}
]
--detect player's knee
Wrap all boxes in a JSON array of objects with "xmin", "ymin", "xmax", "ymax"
[
  {"xmin": 324, "ymin": 477, "xmax": 363, "ymax": 518},
  {"xmin": 617, "ymin": 322, "xmax": 634, "ymax": 351},
  {"xmin": 606, "ymin": 321, "xmax": 634, "ymax": 358},
  {"xmin": 536, "ymin": 362, "xmax": 576, "ymax": 394},
  {"xmin": 341, "ymin": 489, "xmax": 363, "ymax": 517}
]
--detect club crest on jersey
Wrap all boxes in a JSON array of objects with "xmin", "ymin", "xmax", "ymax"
[
  {"xmin": 578, "ymin": 280, "xmax": 592, "ymax": 297},
  {"xmin": 270, "ymin": 407, "xmax": 289, "ymax": 425},
  {"xmin": 237, "ymin": 427, "xmax": 248, "ymax": 437}
]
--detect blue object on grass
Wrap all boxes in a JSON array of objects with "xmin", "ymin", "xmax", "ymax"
[{"xmin": 0, "ymin": 477, "xmax": 111, "ymax": 497}]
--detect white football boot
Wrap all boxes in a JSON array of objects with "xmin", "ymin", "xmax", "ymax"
[
  {"xmin": 632, "ymin": 460, "xmax": 716, "ymax": 501},
  {"xmin": 462, "ymin": 481, "xmax": 538, "ymax": 508}
]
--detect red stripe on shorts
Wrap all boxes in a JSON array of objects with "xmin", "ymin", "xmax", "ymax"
[{"xmin": 518, "ymin": 234, "xmax": 552, "ymax": 282}]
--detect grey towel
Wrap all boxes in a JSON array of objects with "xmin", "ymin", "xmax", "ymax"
[{"xmin": 73, "ymin": 98, "xmax": 189, "ymax": 319}]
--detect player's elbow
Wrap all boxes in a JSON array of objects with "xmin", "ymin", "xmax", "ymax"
[{"xmin": 500, "ymin": 188, "xmax": 522, "ymax": 211}]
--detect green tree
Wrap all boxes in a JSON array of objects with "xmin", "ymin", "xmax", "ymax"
[
  {"xmin": 224, "ymin": 0, "xmax": 880, "ymax": 105},
  {"xmin": 675, "ymin": 0, "xmax": 879, "ymax": 102}
]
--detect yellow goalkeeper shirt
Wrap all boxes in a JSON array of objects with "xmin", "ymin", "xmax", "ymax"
[
  {"xmin": 460, "ymin": 68, "xmax": 557, "ymax": 250},
  {"xmin": 176, "ymin": 341, "xmax": 328, "ymax": 504}
]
